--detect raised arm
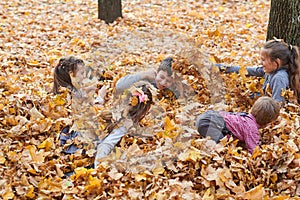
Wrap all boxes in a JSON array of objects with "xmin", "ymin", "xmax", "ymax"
[
  {"xmin": 115, "ymin": 74, "xmax": 143, "ymax": 94},
  {"xmin": 115, "ymin": 69, "xmax": 156, "ymax": 93}
]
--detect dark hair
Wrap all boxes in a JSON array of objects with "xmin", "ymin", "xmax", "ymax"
[
  {"xmin": 106, "ymin": 82, "xmax": 153, "ymax": 132},
  {"xmin": 263, "ymin": 40, "xmax": 300, "ymax": 102},
  {"xmin": 128, "ymin": 84, "xmax": 153, "ymax": 123},
  {"xmin": 157, "ymin": 57, "xmax": 173, "ymax": 76},
  {"xmin": 52, "ymin": 57, "xmax": 85, "ymax": 94}
]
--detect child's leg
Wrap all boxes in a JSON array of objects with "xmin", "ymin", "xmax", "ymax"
[
  {"xmin": 195, "ymin": 110, "xmax": 226, "ymax": 142},
  {"xmin": 94, "ymin": 127, "xmax": 127, "ymax": 167}
]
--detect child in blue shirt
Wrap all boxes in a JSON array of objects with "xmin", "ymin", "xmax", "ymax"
[{"xmin": 217, "ymin": 39, "xmax": 300, "ymax": 103}]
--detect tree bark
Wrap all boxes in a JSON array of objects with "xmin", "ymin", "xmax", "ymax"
[
  {"xmin": 267, "ymin": 0, "xmax": 300, "ymax": 46},
  {"xmin": 98, "ymin": 0, "xmax": 122, "ymax": 24}
]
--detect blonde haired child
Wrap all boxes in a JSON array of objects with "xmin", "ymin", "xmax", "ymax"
[{"xmin": 195, "ymin": 96, "xmax": 280, "ymax": 153}]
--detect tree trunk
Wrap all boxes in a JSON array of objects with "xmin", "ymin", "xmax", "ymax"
[
  {"xmin": 267, "ymin": 0, "xmax": 300, "ymax": 46},
  {"xmin": 98, "ymin": 0, "xmax": 122, "ymax": 24}
]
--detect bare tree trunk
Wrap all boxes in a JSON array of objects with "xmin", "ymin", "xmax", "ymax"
[
  {"xmin": 98, "ymin": 0, "xmax": 122, "ymax": 24},
  {"xmin": 267, "ymin": 0, "xmax": 300, "ymax": 46}
]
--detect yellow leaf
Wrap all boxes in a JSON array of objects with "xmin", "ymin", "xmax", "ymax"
[
  {"xmin": 130, "ymin": 96, "xmax": 139, "ymax": 106},
  {"xmin": 27, "ymin": 60, "xmax": 40, "ymax": 66},
  {"xmin": 4, "ymin": 116, "xmax": 18, "ymax": 126},
  {"xmin": 251, "ymin": 147, "xmax": 261, "ymax": 159},
  {"xmin": 164, "ymin": 116, "xmax": 176, "ymax": 132},
  {"xmin": 153, "ymin": 166, "xmax": 165, "ymax": 176},
  {"xmin": 27, "ymin": 169, "xmax": 38, "ymax": 175},
  {"xmin": 248, "ymin": 82, "xmax": 258, "ymax": 92},
  {"xmin": 170, "ymin": 16, "xmax": 178, "ymax": 23},
  {"xmin": 54, "ymin": 95, "xmax": 66, "ymax": 106},
  {"xmin": 246, "ymin": 23, "xmax": 253, "ymax": 28},
  {"xmin": 270, "ymin": 174, "xmax": 277, "ymax": 184},
  {"xmin": 38, "ymin": 138, "xmax": 53, "ymax": 151},
  {"xmin": 85, "ymin": 176, "xmax": 102, "ymax": 193},
  {"xmin": 134, "ymin": 174, "xmax": 147, "ymax": 181},
  {"xmin": 202, "ymin": 188, "xmax": 214, "ymax": 200},
  {"xmin": 272, "ymin": 196, "xmax": 291, "ymax": 200},
  {"xmin": 188, "ymin": 150, "xmax": 202, "ymax": 162},
  {"xmin": 25, "ymin": 185, "xmax": 35, "ymax": 198},
  {"xmin": 3, "ymin": 191, "xmax": 15, "ymax": 200},
  {"xmin": 0, "ymin": 156, "xmax": 6, "ymax": 164},
  {"xmin": 72, "ymin": 167, "xmax": 93, "ymax": 180},
  {"xmin": 7, "ymin": 151, "xmax": 17, "ymax": 162},
  {"xmin": 218, "ymin": 6, "xmax": 224, "ymax": 12}
]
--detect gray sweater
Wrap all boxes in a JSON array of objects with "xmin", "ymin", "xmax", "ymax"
[{"xmin": 247, "ymin": 66, "xmax": 289, "ymax": 102}]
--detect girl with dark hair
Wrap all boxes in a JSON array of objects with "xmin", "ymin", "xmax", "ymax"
[
  {"xmin": 94, "ymin": 81, "xmax": 154, "ymax": 167},
  {"xmin": 217, "ymin": 39, "xmax": 300, "ymax": 103},
  {"xmin": 54, "ymin": 57, "xmax": 155, "ymax": 169}
]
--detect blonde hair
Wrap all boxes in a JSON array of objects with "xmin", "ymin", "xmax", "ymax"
[{"xmin": 250, "ymin": 96, "xmax": 280, "ymax": 126}]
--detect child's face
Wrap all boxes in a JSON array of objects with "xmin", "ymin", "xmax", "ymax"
[
  {"xmin": 73, "ymin": 63, "xmax": 86, "ymax": 82},
  {"xmin": 155, "ymin": 70, "xmax": 173, "ymax": 90},
  {"xmin": 260, "ymin": 49, "xmax": 278, "ymax": 73}
]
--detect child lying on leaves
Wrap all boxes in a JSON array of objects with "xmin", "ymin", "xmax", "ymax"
[{"xmin": 195, "ymin": 96, "xmax": 280, "ymax": 153}]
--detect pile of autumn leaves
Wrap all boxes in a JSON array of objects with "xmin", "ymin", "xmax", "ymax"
[{"xmin": 0, "ymin": 52, "xmax": 299, "ymax": 199}]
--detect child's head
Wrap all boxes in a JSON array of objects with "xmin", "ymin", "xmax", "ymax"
[
  {"xmin": 53, "ymin": 56, "xmax": 85, "ymax": 94},
  {"xmin": 261, "ymin": 39, "xmax": 300, "ymax": 102},
  {"xmin": 250, "ymin": 96, "xmax": 280, "ymax": 127},
  {"xmin": 261, "ymin": 39, "xmax": 293, "ymax": 72},
  {"xmin": 155, "ymin": 57, "xmax": 174, "ymax": 90},
  {"xmin": 126, "ymin": 81, "xmax": 154, "ymax": 123}
]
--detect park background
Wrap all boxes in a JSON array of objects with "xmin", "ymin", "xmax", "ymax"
[{"xmin": 0, "ymin": 0, "xmax": 299, "ymax": 199}]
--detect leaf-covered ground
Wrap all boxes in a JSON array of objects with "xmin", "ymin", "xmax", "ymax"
[{"xmin": 0, "ymin": 0, "xmax": 299, "ymax": 199}]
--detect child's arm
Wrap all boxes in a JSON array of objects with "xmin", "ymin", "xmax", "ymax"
[
  {"xmin": 94, "ymin": 118, "xmax": 133, "ymax": 167},
  {"xmin": 115, "ymin": 69, "xmax": 156, "ymax": 93},
  {"xmin": 244, "ymin": 130, "xmax": 260, "ymax": 154},
  {"xmin": 216, "ymin": 64, "xmax": 265, "ymax": 77},
  {"xmin": 246, "ymin": 66, "xmax": 265, "ymax": 77}
]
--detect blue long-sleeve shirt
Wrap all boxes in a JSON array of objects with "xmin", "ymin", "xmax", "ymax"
[
  {"xmin": 246, "ymin": 66, "xmax": 289, "ymax": 102},
  {"xmin": 218, "ymin": 64, "xmax": 289, "ymax": 102}
]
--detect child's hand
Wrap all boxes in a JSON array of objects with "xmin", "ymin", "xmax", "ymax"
[
  {"xmin": 98, "ymin": 85, "xmax": 108, "ymax": 98},
  {"xmin": 94, "ymin": 85, "xmax": 108, "ymax": 104}
]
